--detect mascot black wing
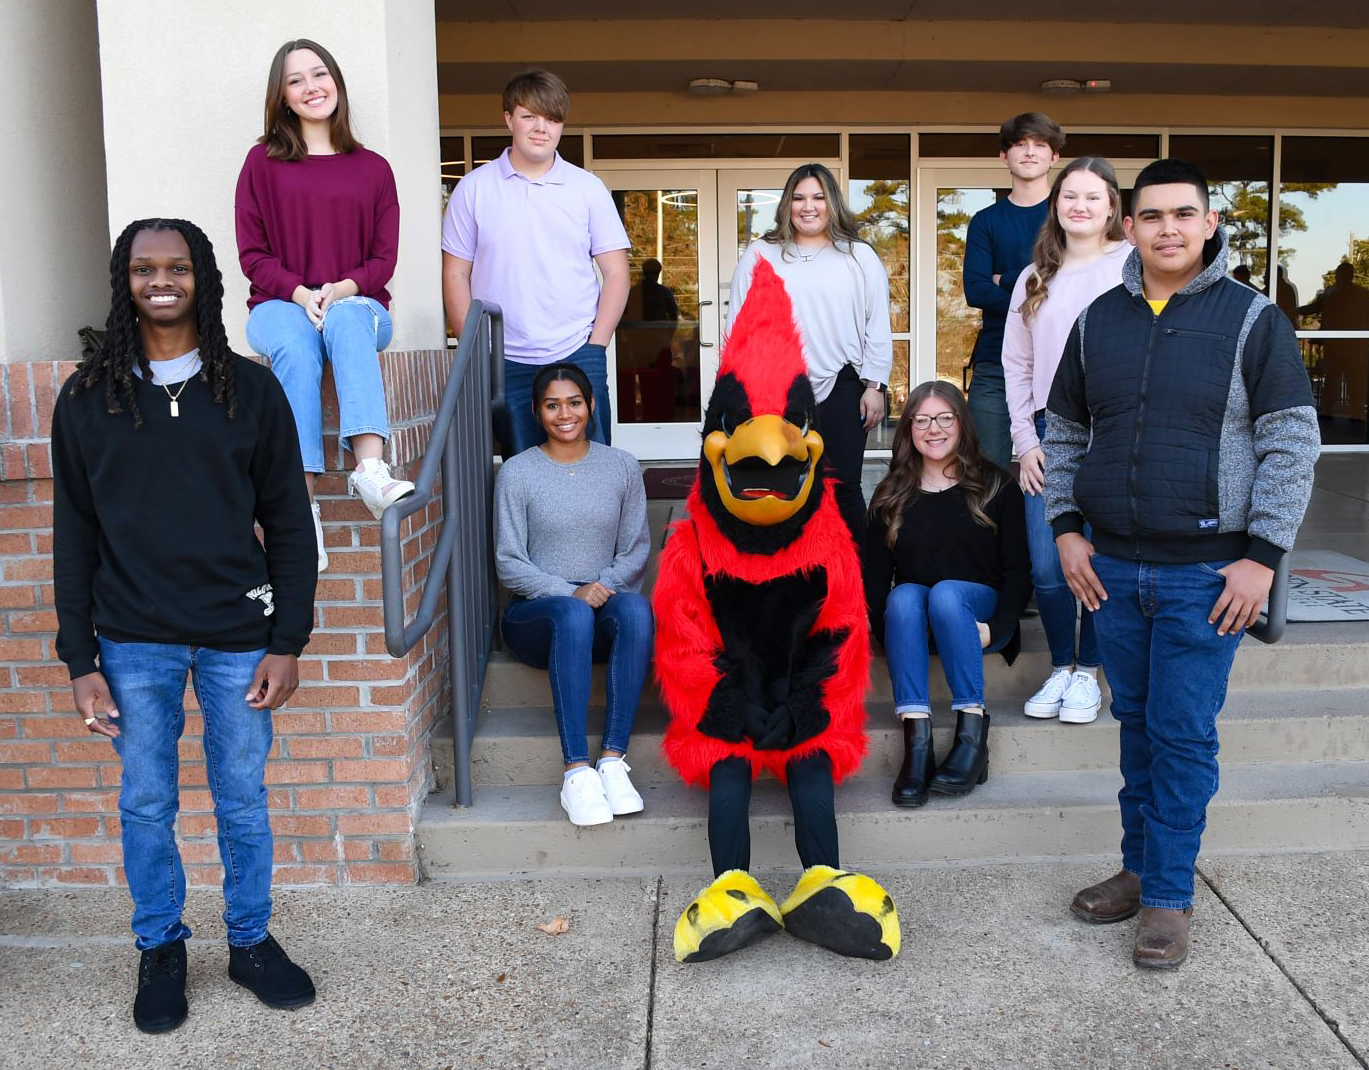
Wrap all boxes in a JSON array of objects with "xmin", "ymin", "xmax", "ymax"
[{"xmin": 653, "ymin": 257, "xmax": 899, "ymax": 964}]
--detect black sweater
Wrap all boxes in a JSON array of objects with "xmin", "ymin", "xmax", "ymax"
[
  {"xmin": 52, "ymin": 357, "xmax": 317, "ymax": 678},
  {"xmin": 862, "ymin": 479, "xmax": 1032, "ymax": 656}
]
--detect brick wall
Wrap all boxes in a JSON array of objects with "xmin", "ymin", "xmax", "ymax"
[{"xmin": 0, "ymin": 351, "xmax": 454, "ymax": 887}]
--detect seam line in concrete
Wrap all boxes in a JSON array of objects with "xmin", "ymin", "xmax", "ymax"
[
  {"xmin": 643, "ymin": 874, "xmax": 663, "ymax": 1070},
  {"xmin": 1198, "ymin": 866, "xmax": 1368, "ymax": 1070}
]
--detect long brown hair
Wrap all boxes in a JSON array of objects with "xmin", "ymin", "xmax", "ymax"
[
  {"xmin": 762, "ymin": 163, "xmax": 868, "ymax": 257},
  {"xmin": 259, "ymin": 39, "xmax": 361, "ymax": 162},
  {"xmin": 869, "ymin": 381, "xmax": 1005, "ymax": 549},
  {"xmin": 1020, "ymin": 157, "xmax": 1125, "ymax": 324}
]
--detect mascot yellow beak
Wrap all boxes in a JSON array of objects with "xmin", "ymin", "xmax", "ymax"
[{"xmin": 703, "ymin": 414, "xmax": 824, "ymax": 527}]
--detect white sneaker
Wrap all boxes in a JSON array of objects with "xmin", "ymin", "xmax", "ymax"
[
  {"xmin": 598, "ymin": 759, "xmax": 644, "ymax": 816},
  {"xmin": 560, "ymin": 767, "xmax": 613, "ymax": 827},
  {"xmin": 1059, "ymin": 671, "xmax": 1102, "ymax": 724},
  {"xmin": 310, "ymin": 501, "xmax": 328, "ymax": 574},
  {"xmin": 348, "ymin": 458, "xmax": 415, "ymax": 520},
  {"xmin": 1024, "ymin": 667, "xmax": 1073, "ymax": 718}
]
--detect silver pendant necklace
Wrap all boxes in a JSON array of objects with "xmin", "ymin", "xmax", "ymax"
[{"xmin": 162, "ymin": 377, "xmax": 190, "ymax": 418}]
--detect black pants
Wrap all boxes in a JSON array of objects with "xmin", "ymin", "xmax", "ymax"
[
  {"xmin": 707, "ymin": 752, "xmax": 838, "ymax": 876},
  {"xmin": 816, "ymin": 365, "xmax": 870, "ymax": 546}
]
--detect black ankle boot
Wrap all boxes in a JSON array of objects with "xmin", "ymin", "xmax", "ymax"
[
  {"xmin": 928, "ymin": 709, "xmax": 989, "ymax": 795},
  {"xmin": 229, "ymin": 933, "xmax": 316, "ymax": 1009},
  {"xmin": 891, "ymin": 716, "xmax": 936, "ymax": 807},
  {"xmin": 133, "ymin": 938, "xmax": 188, "ymax": 1034}
]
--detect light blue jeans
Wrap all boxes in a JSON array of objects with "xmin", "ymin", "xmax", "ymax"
[
  {"xmin": 247, "ymin": 297, "xmax": 393, "ymax": 473},
  {"xmin": 884, "ymin": 580, "xmax": 1010, "ymax": 714},
  {"xmin": 100, "ymin": 638, "xmax": 275, "ymax": 950}
]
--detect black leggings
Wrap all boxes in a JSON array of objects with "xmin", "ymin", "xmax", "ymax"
[
  {"xmin": 816, "ymin": 365, "xmax": 870, "ymax": 546},
  {"xmin": 707, "ymin": 751, "xmax": 838, "ymax": 876}
]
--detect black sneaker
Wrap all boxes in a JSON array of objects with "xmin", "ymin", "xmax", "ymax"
[
  {"xmin": 134, "ymin": 939, "xmax": 188, "ymax": 1034},
  {"xmin": 228, "ymin": 933, "xmax": 316, "ymax": 1009}
]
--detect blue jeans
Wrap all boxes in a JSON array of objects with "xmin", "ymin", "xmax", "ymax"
[
  {"xmin": 100, "ymin": 638, "xmax": 275, "ymax": 950},
  {"xmin": 884, "ymin": 580, "xmax": 1008, "ymax": 714},
  {"xmin": 1089, "ymin": 555, "xmax": 1243, "ymax": 910},
  {"xmin": 1026, "ymin": 414, "xmax": 1099, "ymax": 669},
  {"xmin": 247, "ymin": 297, "xmax": 393, "ymax": 474},
  {"xmin": 501, "ymin": 592, "xmax": 652, "ymax": 765},
  {"xmin": 497, "ymin": 342, "xmax": 611, "ymax": 457},
  {"xmin": 967, "ymin": 362, "xmax": 1011, "ymax": 469}
]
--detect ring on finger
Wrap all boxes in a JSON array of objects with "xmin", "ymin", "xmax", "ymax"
[{"xmin": 84, "ymin": 717, "xmax": 97, "ymax": 727}]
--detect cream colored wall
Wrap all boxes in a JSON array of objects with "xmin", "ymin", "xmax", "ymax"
[
  {"xmin": 95, "ymin": 0, "xmax": 444, "ymax": 351},
  {"xmin": 0, "ymin": 1, "xmax": 110, "ymax": 362}
]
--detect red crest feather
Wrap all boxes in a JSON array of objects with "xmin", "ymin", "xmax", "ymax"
[{"xmin": 720, "ymin": 257, "xmax": 808, "ymax": 414}]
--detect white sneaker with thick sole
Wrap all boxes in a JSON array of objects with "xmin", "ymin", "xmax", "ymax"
[
  {"xmin": 348, "ymin": 458, "xmax": 416, "ymax": 520},
  {"xmin": 310, "ymin": 502, "xmax": 328, "ymax": 574},
  {"xmin": 1024, "ymin": 667, "xmax": 1073, "ymax": 718},
  {"xmin": 560, "ymin": 767, "xmax": 613, "ymax": 827},
  {"xmin": 598, "ymin": 759, "xmax": 644, "ymax": 815},
  {"xmin": 1059, "ymin": 671, "xmax": 1102, "ymax": 724}
]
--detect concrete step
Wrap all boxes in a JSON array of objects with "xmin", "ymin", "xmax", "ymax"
[
  {"xmin": 415, "ymin": 759, "xmax": 1369, "ymax": 880},
  {"xmin": 432, "ymin": 689, "xmax": 1369, "ymax": 792},
  {"xmin": 474, "ymin": 623, "xmax": 1369, "ymax": 711}
]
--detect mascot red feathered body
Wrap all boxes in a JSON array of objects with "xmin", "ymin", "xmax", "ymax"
[{"xmin": 654, "ymin": 258, "xmax": 900, "ymax": 963}]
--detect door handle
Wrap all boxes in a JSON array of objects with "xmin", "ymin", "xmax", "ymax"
[{"xmin": 699, "ymin": 300, "xmax": 714, "ymax": 307}]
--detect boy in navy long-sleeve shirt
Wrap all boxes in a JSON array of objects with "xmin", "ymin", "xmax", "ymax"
[{"xmin": 962, "ymin": 113, "xmax": 1063, "ymax": 467}]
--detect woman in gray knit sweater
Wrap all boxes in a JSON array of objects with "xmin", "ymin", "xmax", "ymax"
[{"xmin": 494, "ymin": 363, "xmax": 653, "ymax": 827}]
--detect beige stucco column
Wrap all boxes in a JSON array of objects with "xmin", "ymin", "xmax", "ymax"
[
  {"xmin": 0, "ymin": 0, "xmax": 110, "ymax": 363},
  {"xmin": 95, "ymin": 0, "xmax": 445, "ymax": 351}
]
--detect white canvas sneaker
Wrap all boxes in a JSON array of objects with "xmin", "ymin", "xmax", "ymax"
[
  {"xmin": 347, "ymin": 458, "xmax": 415, "ymax": 520},
  {"xmin": 598, "ymin": 759, "xmax": 644, "ymax": 815},
  {"xmin": 1059, "ymin": 671, "xmax": 1102, "ymax": 724},
  {"xmin": 1024, "ymin": 667, "xmax": 1073, "ymax": 718},
  {"xmin": 560, "ymin": 767, "xmax": 613, "ymax": 827},
  {"xmin": 310, "ymin": 501, "xmax": 328, "ymax": 574}
]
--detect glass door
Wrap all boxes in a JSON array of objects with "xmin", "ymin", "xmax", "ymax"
[
  {"xmin": 603, "ymin": 170, "xmax": 718, "ymax": 459},
  {"xmin": 914, "ymin": 165, "xmax": 1141, "ymax": 396}
]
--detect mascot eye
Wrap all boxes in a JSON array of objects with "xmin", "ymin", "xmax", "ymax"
[
  {"xmin": 787, "ymin": 411, "xmax": 810, "ymax": 435},
  {"xmin": 720, "ymin": 412, "xmax": 733, "ymax": 435}
]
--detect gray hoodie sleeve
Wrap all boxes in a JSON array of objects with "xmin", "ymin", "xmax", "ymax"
[{"xmin": 1043, "ymin": 313, "xmax": 1090, "ymax": 538}]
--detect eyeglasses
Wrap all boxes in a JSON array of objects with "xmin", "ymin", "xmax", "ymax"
[{"xmin": 911, "ymin": 412, "xmax": 958, "ymax": 430}]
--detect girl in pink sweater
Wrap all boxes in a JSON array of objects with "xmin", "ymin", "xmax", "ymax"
[
  {"xmin": 236, "ymin": 38, "xmax": 411, "ymax": 572},
  {"xmin": 1002, "ymin": 157, "xmax": 1128, "ymax": 725}
]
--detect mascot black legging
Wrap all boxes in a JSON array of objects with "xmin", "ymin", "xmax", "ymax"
[
  {"xmin": 707, "ymin": 752, "xmax": 839, "ymax": 876},
  {"xmin": 817, "ymin": 365, "xmax": 870, "ymax": 546}
]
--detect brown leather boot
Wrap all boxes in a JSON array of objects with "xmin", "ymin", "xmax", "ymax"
[
  {"xmin": 1070, "ymin": 869, "xmax": 1141, "ymax": 924},
  {"xmin": 1133, "ymin": 906, "xmax": 1193, "ymax": 969}
]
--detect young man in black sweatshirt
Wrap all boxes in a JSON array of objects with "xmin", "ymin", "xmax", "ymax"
[
  {"xmin": 1044, "ymin": 160, "xmax": 1319, "ymax": 970},
  {"xmin": 52, "ymin": 219, "xmax": 319, "ymax": 1032}
]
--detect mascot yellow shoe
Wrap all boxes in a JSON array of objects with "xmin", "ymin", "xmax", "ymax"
[
  {"xmin": 780, "ymin": 865, "xmax": 900, "ymax": 960},
  {"xmin": 674, "ymin": 870, "xmax": 783, "ymax": 963}
]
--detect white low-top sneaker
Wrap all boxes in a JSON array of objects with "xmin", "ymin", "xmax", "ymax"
[
  {"xmin": 1059, "ymin": 671, "xmax": 1103, "ymax": 724},
  {"xmin": 348, "ymin": 458, "xmax": 416, "ymax": 520},
  {"xmin": 1024, "ymin": 667, "xmax": 1072, "ymax": 718},
  {"xmin": 310, "ymin": 501, "xmax": 328, "ymax": 574},
  {"xmin": 598, "ymin": 759, "xmax": 644, "ymax": 816},
  {"xmin": 560, "ymin": 767, "xmax": 613, "ymax": 827}
]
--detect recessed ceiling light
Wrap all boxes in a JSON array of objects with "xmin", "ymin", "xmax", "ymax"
[{"xmin": 1040, "ymin": 79, "xmax": 1082, "ymax": 94}]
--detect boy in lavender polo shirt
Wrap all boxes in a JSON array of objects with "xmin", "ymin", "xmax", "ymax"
[{"xmin": 442, "ymin": 68, "xmax": 631, "ymax": 455}]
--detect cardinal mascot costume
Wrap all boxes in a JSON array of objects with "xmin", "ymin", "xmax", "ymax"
[{"xmin": 653, "ymin": 258, "xmax": 900, "ymax": 964}]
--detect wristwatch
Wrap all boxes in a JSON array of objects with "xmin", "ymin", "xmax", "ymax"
[{"xmin": 861, "ymin": 379, "xmax": 884, "ymax": 391}]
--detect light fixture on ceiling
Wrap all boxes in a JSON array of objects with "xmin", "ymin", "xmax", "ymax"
[
  {"xmin": 1082, "ymin": 79, "xmax": 1112, "ymax": 93},
  {"xmin": 1040, "ymin": 79, "xmax": 1082, "ymax": 95},
  {"xmin": 688, "ymin": 77, "xmax": 760, "ymax": 96}
]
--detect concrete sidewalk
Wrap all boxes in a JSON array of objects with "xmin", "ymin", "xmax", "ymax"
[{"xmin": 3, "ymin": 853, "xmax": 1366, "ymax": 1070}]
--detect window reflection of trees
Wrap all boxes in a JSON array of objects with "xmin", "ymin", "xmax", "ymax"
[{"xmin": 935, "ymin": 188, "xmax": 996, "ymax": 394}]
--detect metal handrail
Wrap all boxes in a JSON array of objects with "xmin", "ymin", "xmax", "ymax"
[
  {"xmin": 1247, "ymin": 553, "xmax": 1289, "ymax": 645},
  {"xmin": 380, "ymin": 302, "xmax": 504, "ymax": 807}
]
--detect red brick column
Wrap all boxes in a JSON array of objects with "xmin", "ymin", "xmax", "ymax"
[{"xmin": 0, "ymin": 351, "xmax": 453, "ymax": 887}]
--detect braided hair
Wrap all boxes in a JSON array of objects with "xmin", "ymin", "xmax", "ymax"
[{"xmin": 73, "ymin": 218, "xmax": 238, "ymax": 427}]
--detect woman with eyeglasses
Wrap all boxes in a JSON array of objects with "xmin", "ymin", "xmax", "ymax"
[{"xmin": 863, "ymin": 381, "xmax": 1031, "ymax": 807}]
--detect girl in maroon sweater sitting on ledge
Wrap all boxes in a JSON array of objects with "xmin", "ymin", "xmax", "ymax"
[{"xmin": 236, "ymin": 37, "xmax": 412, "ymax": 573}]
